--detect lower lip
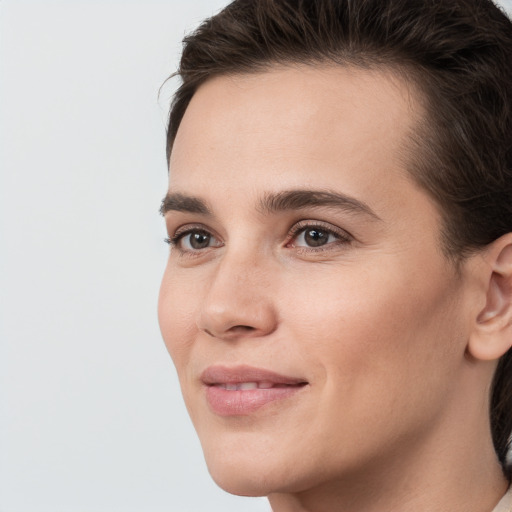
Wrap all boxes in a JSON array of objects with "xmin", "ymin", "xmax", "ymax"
[{"xmin": 205, "ymin": 385, "xmax": 305, "ymax": 416}]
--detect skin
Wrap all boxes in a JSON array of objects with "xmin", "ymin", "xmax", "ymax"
[{"xmin": 158, "ymin": 65, "xmax": 511, "ymax": 512}]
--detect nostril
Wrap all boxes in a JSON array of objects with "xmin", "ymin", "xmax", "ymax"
[
  {"xmin": 230, "ymin": 325, "xmax": 256, "ymax": 333},
  {"xmin": 203, "ymin": 325, "xmax": 255, "ymax": 338},
  {"xmin": 198, "ymin": 290, "xmax": 277, "ymax": 340}
]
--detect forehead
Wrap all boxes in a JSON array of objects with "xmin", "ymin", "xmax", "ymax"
[{"xmin": 169, "ymin": 64, "xmax": 427, "ymax": 221}]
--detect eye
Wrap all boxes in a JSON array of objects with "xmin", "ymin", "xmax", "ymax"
[
  {"xmin": 166, "ymin": 227, "xmax": 222, "ymax": 252},
  {"xmin": 294, "ymin": 227, "xmax": 337, "ymax": 247},
  {"xmin": 287, "ymin": 221, "xmax": 352, "ymax": 250},
  {"xmin": 182, "ymin": 230, "xmax": 215, "ymax": 250}
]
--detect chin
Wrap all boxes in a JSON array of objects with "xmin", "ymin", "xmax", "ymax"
[
  {"xmin": 204, "ymin": 460, "xmax": 271, "ymax": 496},
  {"xmin": 201, "ymin": 438, "xmax": 328, "ymax": 499},
  {"xmin": 202, "ymin": 445, "xmax": 298, "ymax": 497},
  {"xmin": 209, "ymin": 470, "xmax": 271, "ymax": 497}
]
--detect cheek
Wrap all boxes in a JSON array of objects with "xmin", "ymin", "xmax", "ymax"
[
  {"xmin": 158, "ymin": 265, "xmax": 198, "ymax": 372},
  {"xmin": 281, "ymin": 258, "xmax": 465, "ymax": 419},
  {"xmin": 264, "ymin": 260, "xmax": 466, "ymax": 476},
  {"xmin": 284, "ymin": 253, "xmax": 462, "ymax": 350}
]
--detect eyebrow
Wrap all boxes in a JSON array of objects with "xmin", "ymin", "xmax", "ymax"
[
  {"xmin": 160, "ymin": 192, "xmax": 212, "ymax": 216},
  {"xmin": 258, "ymin": 189, "xmax": 381, "ymax": 220},
  {"xmin": 160, "ymin": 189, "xmax": 380, "ymax": 220}
]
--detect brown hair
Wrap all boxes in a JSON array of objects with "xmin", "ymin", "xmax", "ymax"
[{"xmin": 166, "ymin": 0, "xmax": 512, "ymax": 476}]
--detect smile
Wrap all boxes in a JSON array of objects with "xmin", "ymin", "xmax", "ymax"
[
  {"xmin": 201, "ymin": 365, "xmax": 308, "ymax": 416},
  {"xmin": 215, "ymin": 381, "xmax": 300, "ymax": 390}
]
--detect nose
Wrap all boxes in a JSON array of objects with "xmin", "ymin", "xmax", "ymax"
[{"xmin": 197, "ymin": 251, "xmax": 278, "ymax": 341}]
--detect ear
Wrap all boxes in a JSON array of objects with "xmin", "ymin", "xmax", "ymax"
[{"xmin": 468, "ymin": 233, "xmax": 512, "ymax": 361}]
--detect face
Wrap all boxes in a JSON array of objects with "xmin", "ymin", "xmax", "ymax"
[{"xmin": 158, "ymin": 66, "xmax": 475, "ymax": 496}]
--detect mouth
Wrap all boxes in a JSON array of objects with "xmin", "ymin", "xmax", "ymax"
[
  {"xmin": 201, "ymin": 365, "xmax": 308, "ymax": 416},
  {"xmin": 213, "ymin": 381, "xmax": 304, "ymax": 390}
]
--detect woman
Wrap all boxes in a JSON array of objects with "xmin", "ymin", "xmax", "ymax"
[{"xmin": 158, "ymin": 1, "xmax": 512, "ymax": 510}]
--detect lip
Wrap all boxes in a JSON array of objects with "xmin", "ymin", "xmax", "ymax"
[{"xmin": 201, "ymin": 365, "xmax": 308, "ymax": 416}]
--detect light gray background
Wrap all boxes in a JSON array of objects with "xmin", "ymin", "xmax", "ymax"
[
  {"xmin": 0, "ymin": 1, "xmax": 268, "ymax": 511},
  {"xmin": 1, "ymin": 1, "xmax": 511, "ymax": 511}
]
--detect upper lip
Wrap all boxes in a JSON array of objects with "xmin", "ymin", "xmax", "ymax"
[{"xmin": 201, "ymin": 365, "xmax": 308, "ymax": 386}]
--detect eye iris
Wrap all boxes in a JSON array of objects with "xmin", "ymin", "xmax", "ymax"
[
  {"xmin": 304, "ymin": 228, "xmax": 329, "ymax": 247},
  {"xmin": 190, "ymin": 232, "xmax": 210, "ymax": 249}
]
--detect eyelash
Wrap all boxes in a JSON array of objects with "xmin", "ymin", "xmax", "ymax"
[
  {"xmin": 286, "ymin": 220, "xmax": 352, "ymax": 252},
  {"xmin": 165, "ymin": 221, "xmax": 353, "ymax": 255},
  {"xmin": 164, "ymin": 224, "xmax": 216, "ymax": 251}
]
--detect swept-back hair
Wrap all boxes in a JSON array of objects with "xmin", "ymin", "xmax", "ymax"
[{"xmin": 166, "ymin": 0, "xmax": 512, "ymax": 476}]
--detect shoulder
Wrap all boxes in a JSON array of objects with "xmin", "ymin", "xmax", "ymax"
[{"xmin": 492, "ymin": 486, "xmax": 512, "ymax": 512}]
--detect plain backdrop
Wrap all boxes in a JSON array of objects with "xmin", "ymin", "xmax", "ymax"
[{"xmin": 1, "ymin": 1, "xmax": 511, "ymax": 511}]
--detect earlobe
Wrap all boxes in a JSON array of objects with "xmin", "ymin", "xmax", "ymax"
[{"xmin": 468, "ymin": 236, "xmax": 512, "ymax": 362}]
